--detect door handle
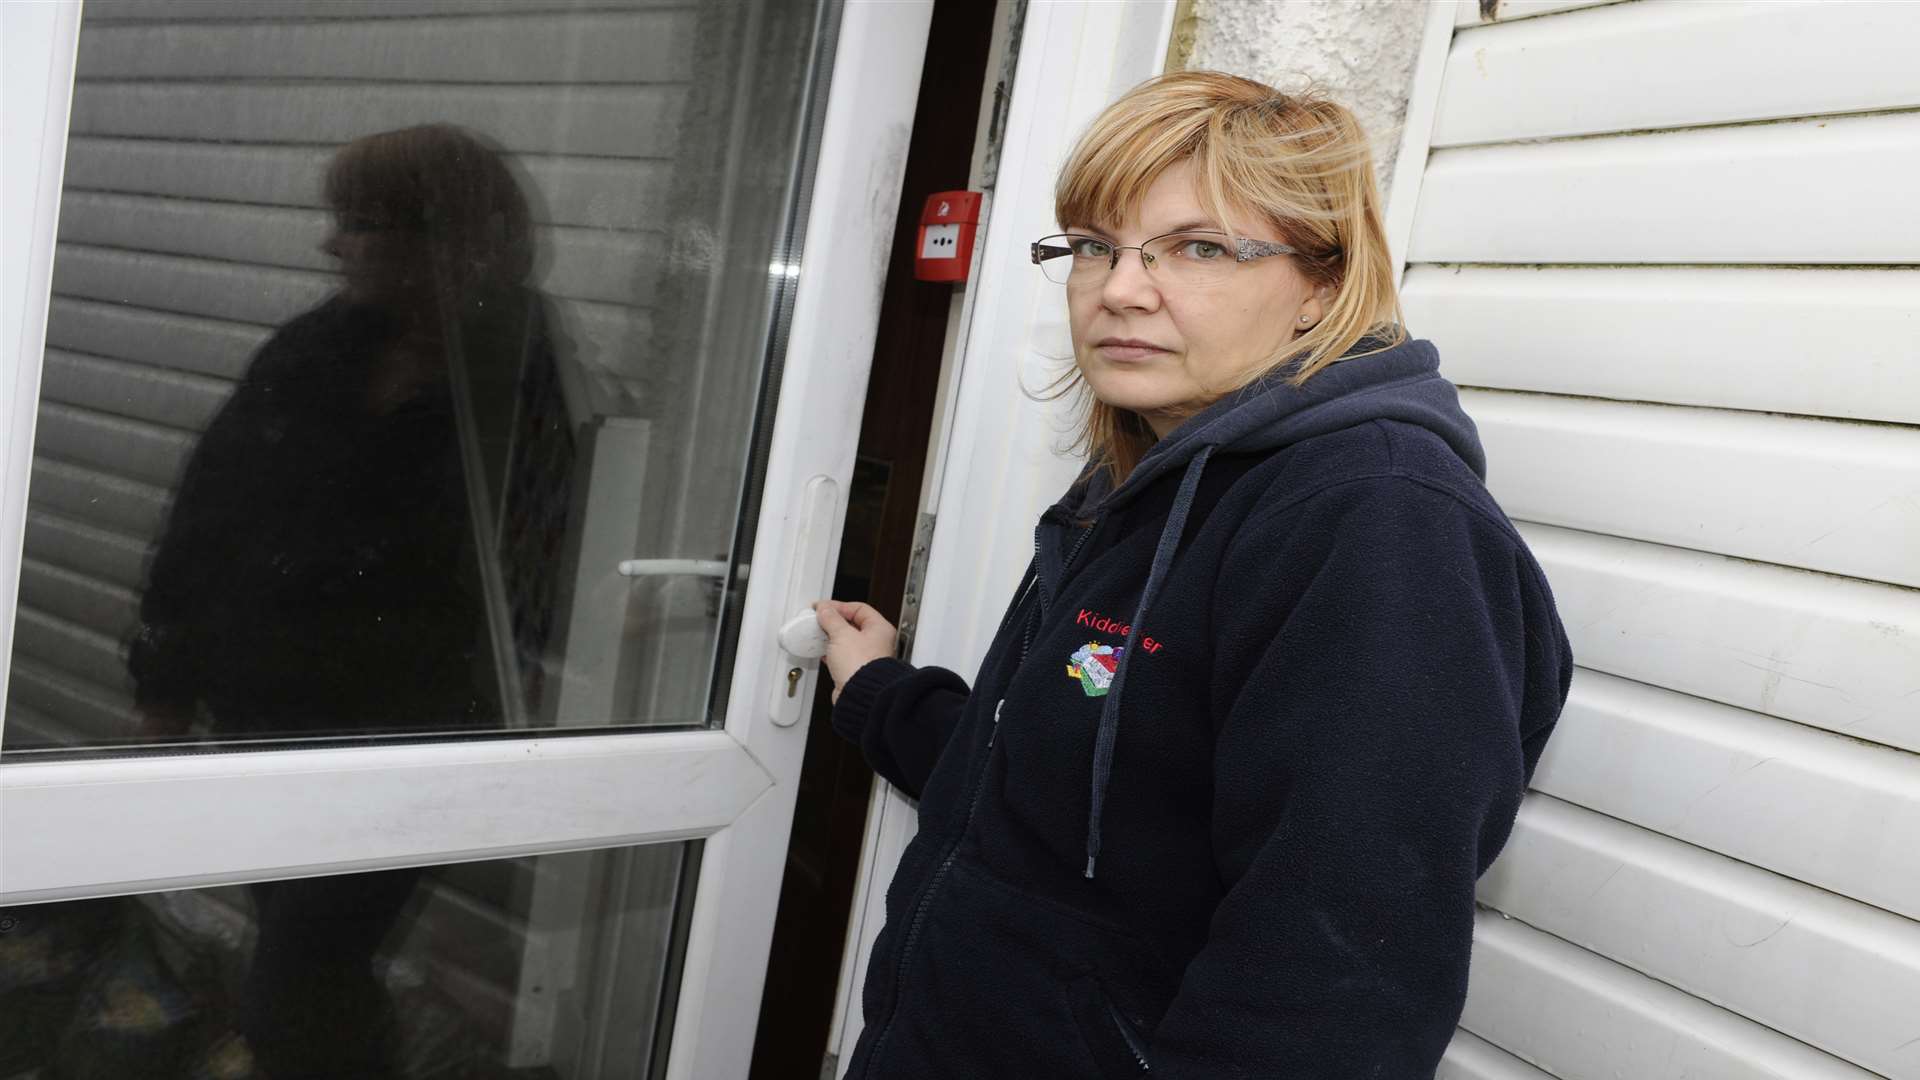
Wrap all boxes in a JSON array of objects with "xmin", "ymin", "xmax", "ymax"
[{"xmin": 770, "ymin": 476, "xmax": 839, "ymax": 727}]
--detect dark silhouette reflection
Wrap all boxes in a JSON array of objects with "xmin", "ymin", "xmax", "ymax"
[
  {"xmin": 129, "ymin": 123, "xmax": 574, "ymax": 741},
  {"xmin": 1, "ymin": 124, "xmax": 580, "ymax": 1079}
]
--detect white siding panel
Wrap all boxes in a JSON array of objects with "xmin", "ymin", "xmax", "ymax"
[
  {"xmin": 53, "ymin": 245, "xmax": 333, "ymax": 327},
  {"xmin": 75, "ymin": 11, "xmax": 694, "ymax": 84},
  {"xmin": 63, "ymin": 139, "xmax": 672, "ymax": 230},
  {"xmin": 57, "ymin": 193, "xmax": 667, "ymax": 306},
  {"xmin": 41, "ymin": 350, "xmax": 233, "ymax": 432},
  {"xmin": 1483, "ymin": 794, "xmax": 1920, "ymax": 1077},
  {"xmin": 1439, "ymin": 1029, "xmax": 1557, "ymax": 1079},
  {"xmin": 1454, "ymin": 0, "xmax": 1625, "ymax": 29},
  {"xmin": 1463, "ymin": 913, "xmax": 1876, "ymax": 1079},
  {"xmin": 69, "ymin": 82, "xmax": 687, "ymax": 159},
  {"xmin": 30, "ymin": 458, "xmax": 170, "ymax": 537},
  {"xmin": 15, "ymin": 609, "xmax": 131, "ymax": 692},
  {"xmin": 1523, "ymin": 524, "xmax": 1919, "ymax": 750},
  {"xmin": 83, "ymin": 0, "xmax": 683, "ymax": 19},
  {"xmin": 1471, "ymin": 390, "xmax": 1920, "ymax": 588},
  {"xmin": 1439, "ymin": 1, "xmax": 1920, "ymax": 146},
  {"xmin": 65, "ymin": 138, "xmax": 334, "ymax": 209},
  {"xmin": 44, "ymin": 299, "xmax": 268, "ymax": 382},
  {"xmin": 7, "ymin": 660, "xmax": 135, "ymax": 744},
  {"xmin": 1538, "ymin": 671, "xmax": 1920, "ymax": 923},
  {"xmin": 25, "ymin": 512, "xmax": 149, "ymax": 591},
  {"xmin": 59, "ymin": 192, "xmax": 333, "ymax": 271},
  {"xmin": 34, "ymin": 404, "xmax": 195, "ymax": 489},
  {"xmin": 1410, "ymin": 112, "xmax": 1920, "ymax": 264},
  {"xmin": 1410, "ymin": 266, "xmax": 1920, "ymax": 424},
  {"xmin": 17, "ymin": 560, "xmax": 140, "ymax": 643}
]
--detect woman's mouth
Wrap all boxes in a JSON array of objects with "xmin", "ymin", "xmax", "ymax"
[{"xmin": 1095, "ymin": 338, "xmax": 1170, "ymax": 361}]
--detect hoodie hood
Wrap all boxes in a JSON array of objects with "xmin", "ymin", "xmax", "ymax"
[
  {"xmin": 1035, "ymin": 336, "xmax": 1484, "ymax": 878},
  {"xmin": 1056, "ymin": 336, "xmax": 1483, "ymax": 523}
]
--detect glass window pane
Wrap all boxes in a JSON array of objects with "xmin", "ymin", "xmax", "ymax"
[
  {"xmin": 4, "ymin": 0, "xmax": 831, "ymax": 754},
  {"xmin": 0, "ymin": 842, "xmax": 697, "ymax": 1079}
]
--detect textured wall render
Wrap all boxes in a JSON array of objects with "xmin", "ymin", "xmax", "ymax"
[{"xmin": 1177, "ymin": 0, "xmax": 1425, "ymax": 185}]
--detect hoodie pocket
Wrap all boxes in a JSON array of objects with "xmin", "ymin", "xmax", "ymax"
[{"xmin": 1068, "ymin": 974, "xmax": 1152, "ymax": 1074}]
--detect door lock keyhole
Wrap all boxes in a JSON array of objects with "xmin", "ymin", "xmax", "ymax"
[{"xmin": 786, "ymin": 667, "xmax": 803, "ymax": 698}]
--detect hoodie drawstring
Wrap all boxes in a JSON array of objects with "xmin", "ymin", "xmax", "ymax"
[{"xmin": 1085, "ymin": 444, "xmax": 1214, "ymax": 879}]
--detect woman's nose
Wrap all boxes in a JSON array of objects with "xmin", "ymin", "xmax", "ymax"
[{"xmin": 1099, "ymin": 249, "xmax": 1161, "ymax": 311}]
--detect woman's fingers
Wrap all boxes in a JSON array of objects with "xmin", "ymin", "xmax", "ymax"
[{"xmin": 813, "ymin": 600, "xmax": 851, "ymax": 636}]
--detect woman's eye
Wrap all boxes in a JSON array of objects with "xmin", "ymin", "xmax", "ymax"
[
  {"xmin": 1069, "ymin": 238, "xmax": 1112, "ymax": 258},
  {"xmin": 1178, "ymin": 239, "xmax": 1226, "ymax": 259}
]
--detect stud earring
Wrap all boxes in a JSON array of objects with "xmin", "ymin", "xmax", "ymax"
[{"xmin": 1299, "ymin": 314, "xmax": 1311, "ymax": 324}]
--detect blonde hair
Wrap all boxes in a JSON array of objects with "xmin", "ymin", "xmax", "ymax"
[{"xmin": 1047, "ymin": 71, "xmax": 1405, "ymax": 483}]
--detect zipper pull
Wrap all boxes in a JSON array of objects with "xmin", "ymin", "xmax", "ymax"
[{"xmin": 989, "ymin": 698, "xmax": 1004, "ymax": 747}]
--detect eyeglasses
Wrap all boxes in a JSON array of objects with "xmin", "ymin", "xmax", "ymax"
[{"xmin": 1030, "ymin": 230, "xmax": 1295, "ymax": 288}]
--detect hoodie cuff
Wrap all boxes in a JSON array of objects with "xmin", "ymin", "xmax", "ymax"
[{"xmin": 831, "ymin": 656, "xmax": 915, "ymax": 745}]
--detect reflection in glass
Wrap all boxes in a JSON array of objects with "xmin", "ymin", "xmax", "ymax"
[
  {"xmin": 0, "ymin": 844, "xmax": 696, "ymax": 1079},
  {"xmin": 5, "ymin": 0, "xmax": 830, "ymax": 752},
  {"xmin": 125, "ymin": 124, "xmax": 570, "ymax": 741}
]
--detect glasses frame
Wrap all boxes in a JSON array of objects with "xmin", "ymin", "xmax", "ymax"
[{"xmin": 1029, "ymin": 229, "xmax": 1296, "ymax": 285}]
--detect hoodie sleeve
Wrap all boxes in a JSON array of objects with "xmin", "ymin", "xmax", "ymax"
[
  {"xmin": 1147, "ymin": 475, "xmax": 1569, "ymax": 1079},
  {"xmin": 831, "ymin": 657, "xmax": 972, "ymax": 800}
]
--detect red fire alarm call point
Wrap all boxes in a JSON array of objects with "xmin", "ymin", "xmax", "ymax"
[{"xmin": 914, "ymin": 190, "xmax": 982, "ymax": 283}]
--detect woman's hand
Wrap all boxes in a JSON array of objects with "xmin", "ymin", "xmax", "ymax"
[{"xmin": 813, "ymin": 600, "xmax": 898, "ymax": 704}]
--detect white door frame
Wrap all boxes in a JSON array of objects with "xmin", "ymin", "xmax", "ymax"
[
  {"xmin": 825, "ymin": 2, "xmax": 1177, "ymax": 1071},
  {"xmin": 0, "ymin": 3, "xmax": 934, "ymax": 1079}
]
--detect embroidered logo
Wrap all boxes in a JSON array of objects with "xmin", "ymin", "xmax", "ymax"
[{"xmin": 1066, "ymin": 642, "xmax": 1124, "ymax": 697}]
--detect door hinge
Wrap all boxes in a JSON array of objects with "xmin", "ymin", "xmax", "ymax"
[{"xmin": 893, "ymin": 512, "xmax": 936, "ymax": 661}]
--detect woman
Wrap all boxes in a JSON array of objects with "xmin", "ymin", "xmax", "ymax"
[{"xmin": 816, "ymin": 73, "xmax": 1573, "ymax": 1078}]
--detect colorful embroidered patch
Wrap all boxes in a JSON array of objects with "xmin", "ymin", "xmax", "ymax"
[{"xmin": 1066, "ymin": 641, "xmax": 1124, "ymax": 697}]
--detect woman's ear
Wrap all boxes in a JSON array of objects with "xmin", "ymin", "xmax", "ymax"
[{"xmin": 1294, "ymin": 283, "xmax": 1336, "ymax": 332}]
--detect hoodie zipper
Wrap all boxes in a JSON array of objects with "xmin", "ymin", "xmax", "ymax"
[
  {"xmin": 1022, "ymin": 519, "xmax": 1096, "ymax": 661},
  {"xmin": 858, "ymin": 523, "xmax": 1093, "ymax": 1076},
  {"xmin": 1107, "ymin": 998, "xmax": 1152, "ymax": 1072},
  {"xmin": 857, "ymin": 697, "xmax": 1005, "ymax": 1078}
]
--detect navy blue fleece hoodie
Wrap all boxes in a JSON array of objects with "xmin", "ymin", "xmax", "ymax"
[{"xmin": 833, "ymin": 338, "xmax": 1572, "ymax": 1079}]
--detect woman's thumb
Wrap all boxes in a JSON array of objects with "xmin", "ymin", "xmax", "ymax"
[{"xmin": 812, "ymin": 601, "xmax": 848, "ymax": 635}]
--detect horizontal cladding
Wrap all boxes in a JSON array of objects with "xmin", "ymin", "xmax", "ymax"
[
  {"xmin": 41, "ymin": 349, "xmax": 234, "ymax": 432},
  {"xmin": 14, "ymin": 608, "xmax": 132, "ymax": 694},
  {"xmin": 46, "ymin": 298, "xmax": 269, "ymax": 380},
  {"xmin": 1471, "ymin": 390, "xmax": 1920, "ymax": 589},
  {"xmin": 1437, "ymin": 1029, "xmax": 1555, "ymax": 1079},
  {"xmin": 17, "ymin": 559, "xmax": 141, "ymax": 647},
  {"xmin": 24, "ymin": 512, "xmax": 149, "ymax": 592},
  {"xmin": 69, "ymin": 82, "xmax": 687, "ymax": 159},
  {"xmin": 7, "ymin": 660, "xmax": 135, "ymax": 746},
  {"xmin": 57, "ymin": 193, "xmax": 668, "ymax": 305},
  {"xmin": 1462, "ymin": 912, "xmax": 1876, "ymax": 1079},
  {"xmin": 1453, "ymin": 0, "xmax": 1624, "ymax": 29},
  {"xmin": 82, "ymin": 0, "xmax": 689, "ymax": 20},
  {"xmin": 74, "ymin": 10, "xmax": 695, "ymax": 84},
  {"xmin": 1539, "ymin": 670, "xmax": 1920, "ymax": 923},
  {"xmin": 63, "ymin": 138, "xmax": 674, "ymax": 230},
  {"xmin": 1411, "ymin": 111, "xmax": 1920, "ymax": 265},
  {"xmin": 1483, "ymin": 792, "xmax": 1920, "ymax": 1077},
  {"xmin": 1524, "ymin": 522, "xmax": 1917, "ymax": 752},
  {"xmin": 1409, "ymin": 266, "xmax": 1920, "ymax": 425},
  {"xmin": 1439, "ymin": 0, "xmax": 1920, "ymax": 145},
  {"xmin": 1416, "ymin": 3, "xmax": 1920, "ymax": 1076}
]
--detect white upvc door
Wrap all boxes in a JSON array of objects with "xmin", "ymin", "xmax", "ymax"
[
  {"xmin": 826, "ymin": 1, "xmax": 1176, "ymax": 1070},
  {"xmin": 0, "ymin": 3, "xmax": 931, "ymax": 1079}
]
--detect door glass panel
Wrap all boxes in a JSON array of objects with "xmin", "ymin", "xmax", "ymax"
[
  {"xmin": 3, "ymin": 0, "xmax": 832, "ymax": 754},
  {"xmin": 0, "ymin": 841, "xmax": 698, "ymax": 1080}
]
